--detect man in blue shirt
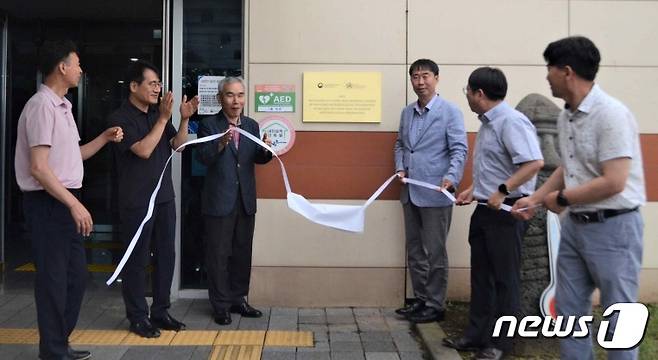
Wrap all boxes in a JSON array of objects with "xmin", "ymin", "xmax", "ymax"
[
  {"xmin": 444, "ymin": 67, "xmax": 543, "ymax": 360},
  {"xmin": 393, "ymin": 59, "xmax": 468, "ymax": 323}
]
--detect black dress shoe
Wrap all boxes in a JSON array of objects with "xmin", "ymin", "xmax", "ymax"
[
  {"xmin": 129, "ymin": 318, "xmax": 161, "ymax": 338},
  {"xmin": 405, "ymin": 307, "xmax": 445, "ymax": 323},
  {"xmin": 395, "ymin": 300, "xmax": 425, "ymax": 316},
  {"xmin": 230, "ymin": 302, "xmax": 263, "ymax": 318},
  {"xmin": 474, "ymin": 347, "xmax": 504, "ymax": 360},
  {"xmin": 442, "ymin": 337, "xmax": 481, "ymax": 352},
  {"xmin": 151, "ymin": 313, "xmax": 186, "ymax": 331},
  {"xmin": 68, "ymin": 346, "xmax": 91, "ymax": 360},
  {"xmin": 214, "ymin": 309, "xmax": 232, "ymax": 325}
]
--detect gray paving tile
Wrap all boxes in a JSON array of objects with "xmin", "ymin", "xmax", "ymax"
[
  {"xmin": 364, "ymin": 352, "xmax": 400, "ymax": 360},
  {"xmin": 0, "ymin": 294, "xmax": 17, "ymax": 307},
  {"xmin": 383, "ymin": 316, "xmax": 410, "ymax": 330},
  {"xmin": 328, "ymin": 324, "xmax": 358, "ymax": 333},
  {"xmin": 329, "ymin": 331, "xmax": 360, "ymax": 342},
  {"xmin": 237, "ymin": 316, "xmax": 269, "ymax": 330},
  {"xmin": 120, "ymin": 346, "xmax": 167, "ymax": 360},
  {"xmin": 389, "ymin": 330, "xmax": 415, "ymax": 342},
  {"xmin": 1, "ymin": 303, "xmax": 37, "ymax": 327},
  {"xmin": 327, "ymin": 315, "xmax": 355, "ymax": 325},
  {"xmin": 3, "ymin": 344, "xmax": 39, "ymax": 359},
  {"xmin": 262, "ymin": 350, "xmax": 297, "ymax": 360},
  {"xmin": 296, "ymin": 350, "xmax": 330, "ymax": 360},
  {"xmin": 392, "ymin": 338, "xmax": 423, "ymax": 352},
  {"xmin": 299, "ymin": 324, "xmax": 328, "ymax": 342},
  {"xmin": 359, "ymin": 331, "xmax": 392, "ymax": 342},
  {"xmin": 168, "ymin": 299, "xmax": 194, "ymax": 320},
  {"xmin": 84, "ymin": 345, "xmax": 130, "ymax": 360},
  {"xmin": 326, "ymin": 308, "xmax": 353, "ymax": 316},
  {"xmin": 154, "ymin": 345, "xmax": 197, "ymax": 360},
  {"xmin": 353, "ymin": 308, "xmax": 381, "ymax": 317},
  {"xmin": 330, "ymin": 341, "xmax": 363, "ymax": 352},
  {"xmin": 88, "ymin": 308, "xmax": 127, "ymax": 329},
  {"xmin": 0, "ymin": 294, "xmax": 33, "ymax": 312},
  {"xmin": 263, "ymin": 346, "xmax": 297, "ymax": 353},
  {"xmin": 268, "ymin": 319, "xmax": 298, "ymax": 330},
  {"xmin": 356, "ymin": 317, "xmax": 388, "ymax": 331},
  {"xmin": 299, "ymin": 308, "xmax": 325, "ymax": 317},
  {"xmin": 299, "ymin": 315, "xmax": 327, "ymax": 324},
  {"xmin": 331, "ymin": 351, "xmax": 366, "ymax": 360},
  {"xmin": 398, "ymin": 351, "xmax": 425, "ymax": 360},
  {"xmin": 188, "ymin": 346, "xmax": 213, "ymax": 360},
  {"xmin": 362, "ymin": 341, "xmax": 396, "ymax": 352},
  {"xmin": 0, "ymin": 344, "xmax": 30, "ymax": 360},
  {"xmin": 271, "ymin": 307, "xmax": 298, "ymax": 316},
  {"xmin": 75, "ymin": 305, "xmax": 106, "ymax": 330},
  {"xmin": 298, "ymin": 341, "xmax": 330, "ymax": 352}
]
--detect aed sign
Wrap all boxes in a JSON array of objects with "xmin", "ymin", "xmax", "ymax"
[{"xmin": 255, "ymin": 84, "xmax": 295, "ymax": 113}]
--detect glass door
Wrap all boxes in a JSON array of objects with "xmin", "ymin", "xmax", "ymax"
[{"xmin": 0, "ymin": 0, "xmax": 163, "ymax": 279}]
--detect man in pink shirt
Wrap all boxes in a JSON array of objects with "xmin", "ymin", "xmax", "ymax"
[{"xmin": 14, "ymin": 40, "xmax": 123, "ymax": 360}]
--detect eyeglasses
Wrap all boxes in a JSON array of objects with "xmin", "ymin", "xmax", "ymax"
[{"xmin": 147, "ymin": 81, "xmax": 162, "ymax": 89}]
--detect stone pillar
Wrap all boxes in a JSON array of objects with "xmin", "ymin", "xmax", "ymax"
[{"xmin": 515, "ymin": 94, "xmax": 561, "ymax": 316}]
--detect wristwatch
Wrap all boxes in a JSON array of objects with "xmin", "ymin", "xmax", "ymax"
[
  {"xmin": 556, "ymin": 190, "xmax": 570, "ymax": 207},
  {"xmin": 498, "ymin": 183, "xmax": 510, "ymax": 196}
]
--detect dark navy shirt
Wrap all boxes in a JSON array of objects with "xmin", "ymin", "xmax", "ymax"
[{"xmin": 109, "ymin": 100, "xmax": 177, "ymax": 209}]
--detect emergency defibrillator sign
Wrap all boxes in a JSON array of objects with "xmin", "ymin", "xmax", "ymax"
[{"xmin": 255, "ymin": 84, "xmax": 295, "ymax": 112}]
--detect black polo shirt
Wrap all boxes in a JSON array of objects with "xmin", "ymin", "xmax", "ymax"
[{"xmin": 109, "ymin": 100, "xmax": 177, "ymax": 209}]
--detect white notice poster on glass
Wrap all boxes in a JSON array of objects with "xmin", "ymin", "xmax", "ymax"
[{"xmin": 197, "ymin": 75, "xmax": 224, "ymax": 115}]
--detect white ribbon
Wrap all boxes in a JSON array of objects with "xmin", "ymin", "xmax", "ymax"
[
  {"xmin": 106, "ymin": 128, "xmax": 455, "ymax": 285},
  {"xmin": 106, "ymin": 131, "xmax": 227, "ymax": 285}
]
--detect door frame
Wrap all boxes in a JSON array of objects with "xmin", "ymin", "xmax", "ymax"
[{"xmin": 1, "ymin": 13, "xmax": 8, "ymax": 272}]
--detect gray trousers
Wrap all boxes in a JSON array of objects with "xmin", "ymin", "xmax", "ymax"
[
  {"xmin": 403, "ymin": 203, "xmax": 452, "ymax": 310},
  {"xmin": 557, "ymin": 210, "xmax": 643, "ymax": 360}
]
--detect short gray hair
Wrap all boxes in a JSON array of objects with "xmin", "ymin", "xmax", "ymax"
[{"xmin": 217, "ymin": 76, "xmax": 245, "ymax": 94}]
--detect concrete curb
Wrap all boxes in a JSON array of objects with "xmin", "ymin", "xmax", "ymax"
[{"xmin": 414, "ymin": 322, "xmax": 462, "ymax": 360}]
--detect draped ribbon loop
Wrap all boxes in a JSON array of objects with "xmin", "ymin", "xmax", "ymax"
[{"xmin": 106, "ymin": 128, "xmax": 457, "ymax": 285}]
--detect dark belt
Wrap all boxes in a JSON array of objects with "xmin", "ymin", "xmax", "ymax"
[
  {"xmin": 476, "ymin": 196, "xmax": 524, "ymax": 206},
  {"xmin": 569, "ymin": 207, "xmax": 639, "ymax": 224}
]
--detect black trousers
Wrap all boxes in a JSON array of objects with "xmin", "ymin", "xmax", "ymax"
[
  {"xmin": 120, "ymin": 200, "xmax": 176, "ymax": 323},
  {"xmin": 204, "ymin": 195, "xmax": 255, "ymax": 313},
  {"xmin": 23, "ymin": 190, "xmax": 87, "ymax": 360},
  {"xmin": 464, "ymin": 204, "xmax": 527, "ymax": 352}
]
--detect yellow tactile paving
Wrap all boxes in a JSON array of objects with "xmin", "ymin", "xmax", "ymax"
[
  {"xmin": 264, "ymin": 331, "xmax": 313, "ymax": 347},
  {"xmin": 214, "ymin": 330, "xmax": 266, "ymax": 345},
  {"xmin": 170, "ymin": 330, "xmax": 219, "ymax": 346},
  {"xmin": 121, "ymin": 330, "xmax": 177, "ymax": 345},
  {"xmin": 0, "ymin": 328, "xmax": 39, "ymax": 344},
  {"xmin": 0, "ymin": 328, "xmax": 315, "ymax": 349},
  {"xmin": 14, "ymin": 263, "xmax": 126, "ymax": 273},
  {"xmin": 209, "ymin": 345, "xmax": 262, "ymax": 360},
  {"xmin": 69, "ymin": 330, "xmax": 130, "ymax": 345}
]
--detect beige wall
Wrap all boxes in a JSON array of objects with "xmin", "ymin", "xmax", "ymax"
[{"xmin": 246, "ymin": 0, "xmax": 658, "ymax": 305}]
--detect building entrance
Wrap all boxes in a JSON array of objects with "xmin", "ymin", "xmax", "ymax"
[{"xmin": 0, "ymin": 0, "xmax": 163, "ymax": 278}]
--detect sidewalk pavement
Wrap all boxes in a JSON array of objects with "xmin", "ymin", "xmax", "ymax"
[{"xmin": 0, "ymin": 282, "xmax": 459, "ymax": 360}]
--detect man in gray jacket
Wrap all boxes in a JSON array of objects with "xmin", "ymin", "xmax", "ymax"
[{"xmin": 393, "ymin": 59, "xmax": 468, "ymax": 323}]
